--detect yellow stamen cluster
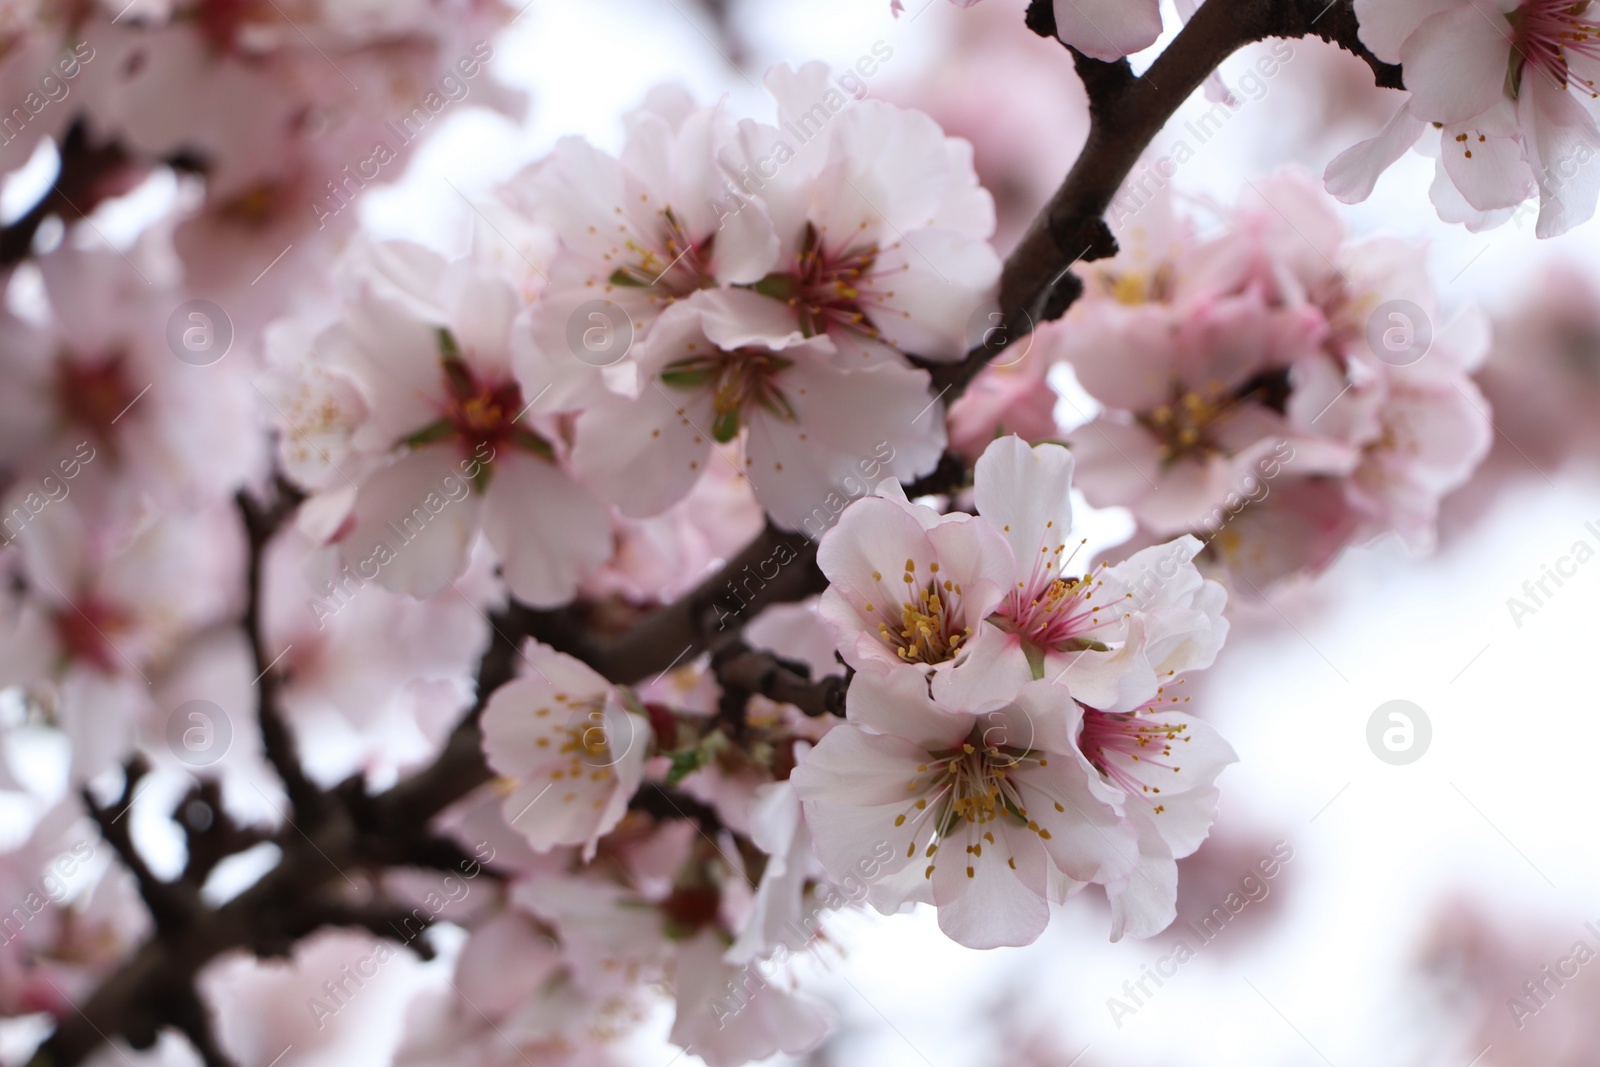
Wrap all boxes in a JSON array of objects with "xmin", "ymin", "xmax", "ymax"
[
  {"xmin": 1142, "ymin": 382, "xmax": 1232, "ymax": 463},
  {"xmin": 891, "ymin": 736, "xmax": 1054, "ymax": 882},
  {"xmin": 876, "ymin": 558, "xmax": 970, "ymax": 664}
]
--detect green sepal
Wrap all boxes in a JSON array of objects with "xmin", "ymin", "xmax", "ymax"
[
  {"xmin": 608, "ymin": 268, "xmax": 651, "ymax": 288},
  {"xmin": 660, "ymin": 365, "xmax": 717, "ymax": 389},
  {"xmin": 1023, "ymin": 641, "xmax": 1047, "ymax": 681},
  {"xmin": 436, "ymin": 327, "xmax": 462, "ymax": 359},
  {"xmin": 401, "ymin": 418, "xmax": 455, "ymax": 449},
  {"xmin": 712, "ymin": 408, "xmax": 741, "ymax": 443},
  {"xmin": 750, "ymin": 272, "xmax": 799, "ymax": 301},
  {"xmin": 510, "ymin": 428, "xmax": 555, "ymax": 459}
]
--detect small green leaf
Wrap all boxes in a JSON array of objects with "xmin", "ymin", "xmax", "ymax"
[
  {"xmin": 510, "ymin": 428, "xmax": 554, "ymax": 459},
  {"xmin": 1063, "ymin": 638, "xmax": 1111, "ymax": 653},
  {"xmin": 401, "ymin": 418, "xmax": 455, "ymax": 449},
  {"xmin": 712, "ymin": 408, "xmax": 741, "ymax": 443},
  {"xmin": 608, "ymin": 268, "xmax": 651, "ymax": 288},
  {"xmin": 660, "ymin": 366, "xmax": 717, "ymax": 389},
  {"xmin": 1023, "ymin": 642, "xmax": 1047, "ymax": 681},
  {"xmin": 750, "ymin": 272, "xmax": 800, "ymax": 301},
  {"xmin": 664, "ymin": 747, "xmax": 708, "ymax": 787},
  {"xmin": 436, "ymin": 327, "xmax": 462, "ymax": 359}
]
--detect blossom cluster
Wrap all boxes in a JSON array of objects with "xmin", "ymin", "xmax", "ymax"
[
  {"xmin": 464, "ymin": 435, "xmax": 1233, "ymax": 1063},
  {"xmin": 1046, "ymin": 171, "xmax": 1493, "ymax": 589}
]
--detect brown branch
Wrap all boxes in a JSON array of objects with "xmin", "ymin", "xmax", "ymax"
[
  {"xmin": 235, "ymin": 480, "xmax": 319, "ymax": 819},
  {"xmin": 0, "ymin": 122, "xmax": 142, "ymax": 267},
  {"xmin": 82, "ymin": 758, "xmax": 198, "ymax": 934}
]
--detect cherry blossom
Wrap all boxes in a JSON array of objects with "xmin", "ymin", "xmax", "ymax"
[
  {"xmin": 791, "ymin": 667, "xmax": 1137, "ymax": 948},
  {"xmin": 570, "ymin": 301, "xmax": 944, "ymax": 531},
  {"xmin": 282, "ymin": 243, "xmax": 611, "ymax": 605},
  {"xmin": 480, "ymin": 642, "xmax": 650, "ymax": 860},
  {"xmin": 1071, "ymin": 695, "xmax": 1236, "ymax": 940},
  {"xmin": 1329, "ymin": 0, "xmax": 1600, "ymax": 236}
]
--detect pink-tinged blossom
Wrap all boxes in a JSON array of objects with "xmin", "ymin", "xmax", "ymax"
[
  {"xmin": 570, "ymin": 301, "xmax": 943, "ymax": 532},
  {"xmin": 818, "ymin": 437, "xmax": 1226, "ymax": 712},
  {"xmin": 1064, "ymin": 292, "xmax": 1340, "ymax": 536},
  {"xmin": 942, "ymin": 437, "xmax": 1229, "ymax": 714},
  {"xmin": 816, "ymin": 482, "xmax": 1013, "ymax": 695},
  {"xmin": 518, "ymin": 845, "xmax": 831, "ymax": 1067},
  {"xmin": 512, "ymin": 84, "xmax": 781, "ymax": 408},
  {"xmin": 285, "ymin": 244, "xmax": 610, "ymax": 605},
  {"xmin": 0, "ymin": 499, "xmax": 243, "ymax": 778},
  {"xmin": 711, "ymin": 62, "xmax": 1001, "ymax": 364},
  {"xmin": 0, "ymin": 246, "xmax": 262, "ymax": 518},
  {"xmin": 1071, "ymin": 696, "xmax": 1236, "ymax": 940},
  {"xmin": 792, "ymin": 668, "xmax": 1137, "ymax": 949},
  {"xmin": 480, "ymin": 642, "xmax": 649, "ymax": 860},
  {"xmin": 1328, "ymin": 0, "xmax": 1600, "ymax": 236},
  {"xmin": 946, "ymin": 350, "xmax": 1061, "ymax": 465},
  {"xmin": 1057, "ymin": 172, "xmax": 1492, "ymax": 587},
  {"xmin": 261, "ymin": 527, "xmax": 496, "ymax": 788}
]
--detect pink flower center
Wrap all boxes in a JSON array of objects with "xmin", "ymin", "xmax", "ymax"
[
  {"xmin": 56, "ymin": 352, "xmax": 136, "ymax": 454},
  {"xmin": 1138, "ymin": 383, "xmax": 1233, "ymax": 463},
  {"xmin": 53, "ymin": 597, "xmax": 130, "ymax": 673},
  {"xmin": 401, "ymin": 337, "xmax": 554, "ymax": 475},
  {"xmin": 1079, "ymin": 705, "xmax": 1190, "ymax": 801},
  {"xmin": 1001, "ymin": 565, "xmax": 1123, "ymax": 654},
  {"xmin": 611, "ymin": 206, "xmax": 715, "ymax": 303},
  {"xmin": 750, "ymin": 223, "xmax": 907, "ymax": 348},
  {"xmin": 1513, "ymin": 0, "xmax": 1600, "ymax": 95}
]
